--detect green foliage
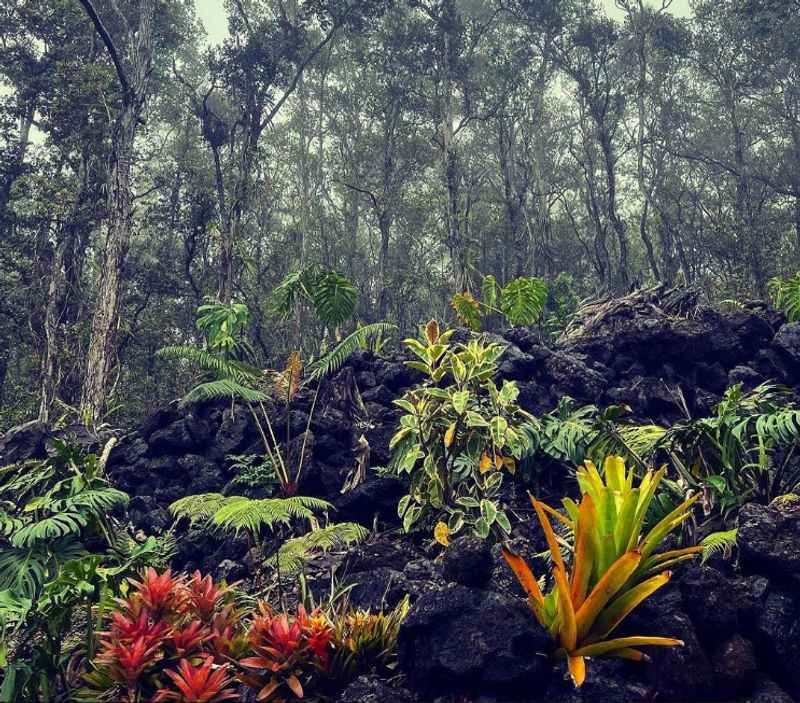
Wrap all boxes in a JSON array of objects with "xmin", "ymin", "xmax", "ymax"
[
  {"xmin": 545, "ymin": 272, "xmax": 581, "ymax": 337},
  {"xmin": 700, "ymin": 528, "xmax": 738, "ymax": 563},
  {"xmin": 196, "ymin": 297, "xmax": 252, "ymax": 353},
  {"xmin": 389, "ymin": 321, "xmax": 534, "ymax": 540},
  {"xmin": 272, "ymin": 267, "xmax": 358, "ymax": 328},
  {"xmin": 269, "ymin": 523, "xmax": 369, "ymax": 575},
  {"xmin": 500, "ymin": 277, "xmax": 549, "ymax": 326},
  {"xmin": 665, "ymin": 383, "xmax": 800, "ymax": 521},
  {"xmin": 169, "ymin": 493, "xmax": 332, "ymax": 539},
  {"xmin": 0, "ymin": 441, "xmax": 166, "ymax": 702},
  {"xmin": 307, "ymin": 322, "xmax": 396, "ymax": 380},
  {"xmin": 452, "ymin": 275, "xmax": 549, "ymax": 330},
  {"xmin": 503, "ymin": 456, "xmax": 699, "ymax": 687},
  {"xmin": 768, "ymin": 273, "xmax": 800, "ymax": 321}
]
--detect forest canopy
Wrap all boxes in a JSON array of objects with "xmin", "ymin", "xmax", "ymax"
[{"xmin": 1, "ymin": 0, "xmax": 799, "ymax": 426}]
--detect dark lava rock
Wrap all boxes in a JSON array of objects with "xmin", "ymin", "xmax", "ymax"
[
  {"xmin": 739, "ymin": 676, "xmax": 796, "ymax": 703},
  {"xmin": 752, "ymin": 586, "xmax": 800, "ymax": 693},
  {"xmin": 335, "ymin": 675, "xmax": 417, "ymax": 703},
  {"xmin": 178, "ymin": 454, "xmax": 223, "ymax": 493},
  {"xmin": 442, "ymin": 535, "xmax": 494, "ymax": 588},
  {"xmin": 128, "ymin": 495, "xmax": 172, "ymax": 533},
  {"xmin": 626, "ymin": 587, "xmax": 714, "ymax": 701},
  {"xmin": 729, "ymin": 364, "xmax": 765, "ymax": 389},
  {"xmin": 711, "ymin": 634, "xmax": 757, "ymax": 699},
  {"xmin": 738, "ymin": 494, "xmax": 800, "ymax": 579},
  {"xmin": 397, "ymin": 584, "xmax": 551, "ymax": 697},
  {"xmin": 773, "ymin": 322, "xmax": 800, "ymax": 364},
  {"xmin": 680, "ymin": 565, "xmax": 742, "ymax": 640},
  {"xmin": 545, "ymin": 658, "xmax": 650, "ymax": 703},
  {"xmin": 545, "ymin": 350, "xmax": 607, "ymax": 401},
  {"xmin": 0, "ymin": 421, "xmax": 49, "ymax": 464},
  {"xmin": 149, "ymin": 419, "xmax": 199, "ymax": 454},
  {"xmin": 334, "ymin": 476, "xmax": 405, "ymax": 526}
]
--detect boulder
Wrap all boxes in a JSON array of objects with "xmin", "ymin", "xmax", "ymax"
[
  {"xmin": 738, "ymin": 495, "xmax": 800, "ymax": 580},
  {"xmin": 773, "ymin": 322, "xmax": 800, "ymax": 364},
  {"xmin": 397, "ymin": 584, "xmax": 552, "ymax": 697},
  {"xmin": 441, "ymin": 535, "xmax": 494, "ymax": 588},
  {"xmin": 711, "ymin": 634, "xmax": 757, "ymax": 699},
  {"xmin": 335, "ymin": 675, "xmax": 417, "ymax": 703},
  {"xmin": 752, "ymin": 586, "xmax": 800, "ymax": 693},
  {"xmin": 0, "ymin": 421, "xmax": 49, "ymax": 464}
]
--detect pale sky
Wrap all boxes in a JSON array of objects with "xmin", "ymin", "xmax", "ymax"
[{"xmin": 194, "ymin": 0, "xmax": 694, "ymax": 47}]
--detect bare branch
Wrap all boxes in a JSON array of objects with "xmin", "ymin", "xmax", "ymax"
[{"xmin": 76, "ymin": 0, "xmax": 130, "ymax": 102}]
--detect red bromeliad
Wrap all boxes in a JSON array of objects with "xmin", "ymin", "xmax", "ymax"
[
  {"xmin": 239, "ymin": 603, "xmax": 334, "ymax": 701},
  {"xmin": 154, "ymin": 656, "xmax": 239, "ymax": 702}
]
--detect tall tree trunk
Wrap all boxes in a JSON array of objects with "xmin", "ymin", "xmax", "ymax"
[{"xmin": 80, "ymin": 0, "xmax": 155, "ymax": 425}]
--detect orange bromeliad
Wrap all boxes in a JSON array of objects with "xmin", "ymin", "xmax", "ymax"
[{"xmin": 503, "ymin": 456, "xmax": 702, "ymax": 686}]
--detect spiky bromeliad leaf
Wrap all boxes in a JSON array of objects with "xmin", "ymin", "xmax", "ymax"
[
  {"xmin": 269, "ymin": 522, "xmax": 369, "ymax": 574},
  {"xmin": 308, "ymin": 323, "xmax": 396, "ymax": 380},
  {"xmin": 156, "ymin": 346, "xmax": 262, "ymax": 385},
  {"xmin": 451, "ymin": 291, "xmax": 483, "ymax": 330},
  {"xmin": 700, "ymin": 528, "xmax": 738, "ymax": 563},
  {"xmin": 312, "ymin": 271, "xmax": 358, "ymax": 327},
  {"xmin": 500, "ymin": 277, "xmax": 548, "ymax": 326}
]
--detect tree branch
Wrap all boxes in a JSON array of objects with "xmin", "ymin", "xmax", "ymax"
[{"xmin": 77, "ymin": 0, "xmax": 130, "ymax": 102}]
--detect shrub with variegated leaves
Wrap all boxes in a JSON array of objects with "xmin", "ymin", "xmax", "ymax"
[{"xmin": 388, "ymin": 320, "xmax": 535, "ymax": 543}]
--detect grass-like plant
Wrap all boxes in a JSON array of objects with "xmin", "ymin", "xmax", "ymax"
[{"xmin": 503, "ymin": 456, "xmax": 701, "ymax": 687}]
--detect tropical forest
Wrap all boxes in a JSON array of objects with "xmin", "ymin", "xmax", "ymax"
[{"xmin": 1, "ymin": 0, "xmax": 800, "ymax": 700}]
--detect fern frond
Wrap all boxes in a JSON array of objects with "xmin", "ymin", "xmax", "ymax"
[
  {"xmin": 212, "ymin": 496, "xmax": 332, "ymax": 535},
  {"xmin": 769, "ymin": 273, "xmax": 800, "ymax": 321},
  {"xmin": 182, "ymin": 379, "xmax": 269, "ymax": 404},
  {"xmin": 269, "ymin": 522, "xmax": 369, "ymax": 574},
  {"xmin": 169, "ymin": 493, "xmax": 230, "ymax": 524},
  {"xmin": 308, "ymin": 323, "xmax": 396, "ymax": 380},
  {"xmin": 700, "ymin": 528, "xmax": 738, "ymax": 563},
  {"xmin": 157, "ymin": 347, "xmax": 261, "ymax": 384}
]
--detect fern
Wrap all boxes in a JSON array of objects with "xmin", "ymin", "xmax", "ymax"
[
  {"xmin": 308, "ymin": 322, "xmax": 396, "ymax": 380},
  {"xmin": 768, "ymin": 273, "xmax": 800, "ymax": 321},
  {"xmin": 269, "ymin": 522, "xmax": 369, "ymax": 574},
  {"xmin": 499, "ymin": 277, "xmax": 548, "ymax": 326},
  {"xmin": 170, "ymin": 493, "xmax": 333, "ymax": 537},
  {"xmin": 157, "ymin": 346, "xmax": 261, "ymax": 385},
  {"xmin": 182, "ymin": 378, "xmax": 269, "ymax": 404},
  {"xmin": 700, "ymin": 528, "xmax": 738, "ymax": 563}
]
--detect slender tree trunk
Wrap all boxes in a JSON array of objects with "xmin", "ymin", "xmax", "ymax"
[{"xmin": 81, "ymin": 0, "xmax": 155, "ymax": 425}]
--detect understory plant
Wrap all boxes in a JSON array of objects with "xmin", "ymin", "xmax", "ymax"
[
  {"xmin": 451, "ymin": 274, "xmax": 548, "ymax": 330},
  {"xmin": 0, "ymin": 441, "xmax": 170, "ymax": 701},
  {"xmin": 81, "ymin": 568, "xmax": 247, "ymax": 701},
  {"xmin": 84, "ymin": 568, "xmax": 408, "ymax": 702},
  {"xmin": 159, "ymin": 300, "xmax": 392, "ymax": 495},
  {"xmin": 169, "ymin": 493, "xmax": 368, "ymax": 579},
  {"xmin": 389, "ymin": 320, "xmax": 534, "ymax": 541},
  {"xmin": 503, "ymin": 456, "xmax": 701, "ymax": 687}
]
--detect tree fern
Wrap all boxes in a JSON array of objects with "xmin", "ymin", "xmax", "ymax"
[
  {"xmin": 499, "ymin": 277, "xmax": 548, "ymax": 326},
  {"xmin": 169, "ymin": 493, "xmax": 333, "ymax": 537},
  {"xmin": 156, "ymin": 346, "xmax": 261, "ymax": 385},
  {"xmin": 700, "ymin": 528, "xmax": 738, "ymax": 563},
  {"xmin": 308, "ymin": 322, "xmax": 396, "ymax": 379},
  {"xmin": 269, "ymin": 522, "xmax": 369, "ymax": 575},
  {"xmin": 182, "ymin": 378, "xmax": 269, "ymax": 404}
]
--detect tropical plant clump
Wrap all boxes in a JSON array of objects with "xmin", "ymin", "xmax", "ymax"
[
  {"xmin": 82, "ymin": 568, "xmax": 409, "ymax": 702},
  {"xmin": 0, "ymin": 440, "xmax": 171, "ymax": 701},
  {"xmin": 452, "ymin": 274, "xmax": 549, "ymax": 330},
  {"xmin": 389, "ymin": 320, "xmax": 535, "ymax": 542},
  {"xmin": 503, "ymin": 456, "xmax": 701, "ymax": 687}
]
